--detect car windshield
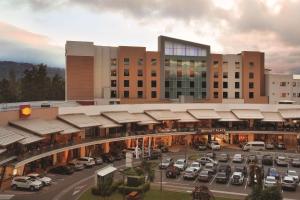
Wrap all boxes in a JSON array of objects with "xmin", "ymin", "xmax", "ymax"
[
  {"xmin": 288, "ymin": 171, "xmax": 297, "ymax": 176},
  {"xmin": 220, "ymin": 154, "xmax": 227, "ymax": 157},
  {"xmin": 234, "ymin": 155, "xmax": 241, "ymax": 158},
  {"xmin": 205, "ymin": 165, "xmax": 213, "ymax": 169},
  {"xmin": 200, "ymin": 171, "xmax": 208, "ymax": 175},
  {"xmin": 191, "ymin": 163, "xmax": 199, "ymax": 167},
  {"xmin": 266, "ymin": 177, "xmax": 275, "ymax": 182},
  {"xmin": 176, "ymin": 160, "xmax": 184, "ymax": 165},
  {"xmin": 217, "ymin": 173, "xmax": 226, "ymax": 177},
  {"xmin": 233, "ymin": 175, "xmax": 240, "ymax": 179},
  {"xmin": 278, "ymin": 157, "xmax": 286, "ymax": 161},
  {"xmin": 284, "ymin": 180, "xmax": 294, "ymax": 183},
  {"xmin": 162, "ymin": 160, "xmax": 170, "ymax": 164}
]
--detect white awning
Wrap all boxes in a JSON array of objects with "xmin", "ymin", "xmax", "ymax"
[
  {"xmin": 102, "ymin": 111, "xmax": 139, "ymax": 124},
  {"xmin": 133, "ymin": 113, "xmax": 159, "ymax": 125},
  {"xmin": 58, "ymin": 114, "xmax": 101, "ymax": 128},
  {"xmin": 48, "ymin": 120, "xmax": 80, "ymax": 134},
  {"xmin": 97, "ymin": 165, "xmax": 117, "ymax": 177},
  {"xmin": 232, "ymin": 109, "xmax": 264, "ymax": 119},
  {"xmin": 0, "ymin": 127, "xmax": 24, "ymax": 146},
  {"xmin": 187, "ymin": 109, "xmax": 220, "ymax": 119},
  {"xmin": 145, "ymin": 110, "xmax": 179, "ymax": 121},
  {"xmin": 90, "ymin": 115, "xmax": 122, "ymax": 128},
  {"xmin": 279, "ymin": 109, "xmax": 300, "ymax": 119},
  {"xmin": 174, "ymin": 112, "xmax": 198, "ymax": 123},
  {"xmin": 261, "ymin": 112, "xmax": 285, "ymax": 122},
  {"xmin": 4, "ymin": 126, "xmax": 43, "ymax": 145},
  {"xmin": 10, "ymin": 119, "xmax": 63, "ymax": 136},
  {"xmin": 0, "ymin": 148, "xmax": 6, "ymax": 154},
  {"xmin": 217, "ymin": 111, "xmax": 241, "ymax": 122}
]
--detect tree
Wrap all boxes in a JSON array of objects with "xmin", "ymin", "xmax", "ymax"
[
  {"xmin": 8, "ymin": 69, "xmax": 18, "ymax": 102},
  {"xmin": 246, "ymin": 185, "xmax": 282, "ymax": 200},
  {"xmin": 192, "ymin": 184, "xmax": 215, "ymax": 200},
  {"xmin": 49, "ymin": 74, "xmax": 65, "ymax": 100}
]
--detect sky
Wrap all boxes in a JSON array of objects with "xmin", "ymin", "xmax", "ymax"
[{"xmin": 0, "ymin": 0, "xmax": 299, "ymax": 74}]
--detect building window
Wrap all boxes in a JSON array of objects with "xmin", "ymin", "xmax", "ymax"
[
  {"xmin": 124, "ymin": 58, "xmax": 130, "ymax": 65},
  {"xmin": 165, "ymin": 70, "xmax": 170, "ymax": 78},
  {"xmin": 138, "ymin": 58, "xmax": 143, "ymax": 65},
  {"xmin": 223, "ymin": 61, "xmax": 228, "ymax": 64},
  {"xmin": 165, "ymin": 81, "xmax": 169, "ymax": 88},
  {"xmin": 177, "ymin": 81, "xmax": 182, "ymax": 88},
  {"xmin": 177, "ymin": 68, "xmax": 182, "ymax": 77},
  {"xmin": 235, "ymin": 82, "xmax": 240, "ymax": 89},
  {"xmin": 177, "ymin": 92, "xmax": 182, "ymax": 98},
  {"xmin": 202, "ymin": 92, "xmax": 207, "ymax": 98},
  {"xmin": 151, "ymin": 70, "xmax": 157, "ymax": 77},
  {"xmin": 280, "ymin": 82, "xmax": 286, "ymax": 86},
  {"xmin": 137, "ymin": 69, "xmax": 143, "ymax": 76},
  {"xmin": 223, "ymin": 72, "xmax": 228, "ymax": 79},
  {"xmin": 213, "ymin": 61, "xmax": 219, "ymax": 65},
  {"xmin": 111, "ymin": 58, "xmax": 117, "ymax": 66},
  {"xmin": 124, "ymin": 69, "xmax": 129, "ymax": 76},
  {"xmin": 151, "ymin": 91, "xmax": 157, "ymax": 98},
  {"xmin": 202, "ymin": 81, "xmax": 206, "ymax": 88},
  {"xmin": 111, "ymin": 80, "xmax": 117, "ymax": 87},
  {"xmin": 249, "ymin": 92, "xmax": 254, "ymax": 99},
  {"xmin": 201, "ymin": 71, "xmax": 206, "ymax": 78},
  {"xmin": 235, "ymin": 92, "xmax": 240, "ymax": 99},
  {"xmin": 137, "ymin": 80, "xmax": 143, "ymax": 87},
  {"xmin": 214, "ymin": 92, "xmax": 218, "ymax": 98},
  {"xmin": 293, "ymin": 93, "xmax": 296, "ymax": 97},
  {"xmin": 190, "ymin": 68, "xmax": 195, "ymax": 78},
  {"xmin": 165, "ymin": 91, "xmax": 169, "ymax": 98},
  {"xmin": 177, "ymin": 60, "xmax": 182, "ymax": 67},
  {"xmin": 293, "ymin": 82, "xmax": 296, "ymax": 87},
  {"xmin": 124, "ymin": 80, "xmax": 129, "ymax": 87},
  {"xmin": 281, "ymin": 93, "xmax": 287, "ymax": 97},
  {"xmin": 214, "ymin": 82, "xmax": 218, "ymax": 89},
  {"xmin": 223, "ymin": 82, "xmax": 228, "ymax": 89},
  {"xmin": 124, "ymin": 91, "xmax": 129, "ymax": 98},
  {"xmin": 151, "ymin": 80, "xmax": 157, "ymax": 88},
  {"xmin": 235, "ymin": 61, "xmax": 240, "ymax": 65},
  {"xmin": 165, "ymin": 59, "xmax": 170, "ymax": 67},
  {"xmin": 137, "ymin": 91, "xmax": 143, "ymax": 98},
  {"xmin": 111, "ymin": 69, "xmax": 117, "ymax": 76},
  {"xmin": 151, "ymin": 58, "xmax": 157, "ymax": 66},
  {"xmin": 223, "ymin": 92, "xmax": 228, "ymax": 99},
  {"xmin": 111, "ymin": 90, "xmax": 117, "ymax": 98},
  {"xmin": 190, "ymin": 81, "xmax": 194, "ymax": 88},
  {"xmin": 235, "ymin": 72, "xmax": 240, "ymax": 79},
  {"xmin": 249, "ymin": 62, "xmax": 254, "ymax": 67},
  {"xmin": 214, "ymin": 72, "xmax": 218, "ymax": 78},
  {"xmin": 249, "ymin": 82, "xmax": 254, "ymax": 89},
  {"xmin": 298, "ymin": 93, "xmax": 300, "ymax": 97},
  {"xmin": 249, "ymin": 72, "xmax": 254, "ymax": 79},
  {"xmin": 190, "ymin": 92, "xmax": 194, "ymax": 96}
]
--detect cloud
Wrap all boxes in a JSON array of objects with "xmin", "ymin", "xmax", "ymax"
[{"xmin": 0, "ymin": 21, "xmax": 64, "ymax": 67}]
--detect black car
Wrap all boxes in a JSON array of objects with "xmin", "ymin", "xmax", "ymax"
[
  {"xmin": 234, "ymin": 166, "xmax": 247, "ymax": 176},
  {"xmin": 149, "ymin": 150, "xmax": 162, "ymax": 160},
  {"xmin": 218, "ymin": 164, "xmax": 231, "ymax": 174},
  {"xmin": 216, "ymin": 172, "xmax": 230, "ymax": 184},
  {"xmin": 262, "ymin": 155, "xmax": 273, "ymax": 166},
  {"xmin": 291, "ymin": 158, "xmax": 300, "ymax": 167},
  {"xmin": 48, "ymin": 165, "xmax": 74, "ymax": 175},
  {"xmin": 166, "ymin": 166, "xmax": 180, "ymax": 178},
  {"xmin": 101, "ymin": 153, "xmax": 115, "ymax": 163},
  {"xmin": 247, "ymin": 155, "xmax": 258, "ymax": 164}
]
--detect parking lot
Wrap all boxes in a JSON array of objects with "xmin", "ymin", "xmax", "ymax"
[{"xmin": 154, "ymin": 147, "xmax": 300, "ymax": 199}]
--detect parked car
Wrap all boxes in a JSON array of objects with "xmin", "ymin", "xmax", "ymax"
[
  {"xmin": 183, "ymin": 167, "xmax": 198, "ymax": 180},
  {"xmin": 276, "ymin": 142, "xmax": 286, "ymax": 150},
  {"xmin": 76, "ymin": 157, "xmax": 96, "ymax": 167},
  {"xmin": 111, "ymin": 152, "xmax": 123, "ymax": 161},
  {"xmin": 166, "ymin": 166, "xmax": 180, "ymax": 178},
  {"xmin": 287, "ymin": 170, "xmax": 299, "ymax": 183},
  {"xmin": 48, "ymin": 165, "xmax": 74, "ymax": 175},
  {"xmin": 208, "ymin": 140, "xmax": 221, "ymax": 150},
  {"xmin": 203, "ymin": 163, "xmax": 217, "ymax": 174},
  {"xmin": 264, "ymin": 176, "xmax": 278, "ymax": 188},
  {"xmin": 198, "ymin": 170, "xmax": 212, "ymax": 182},
  {"xmin": 92, "ymin": 156, "xmax": 104, "ymax": 165},
  {"xmin": 291, "ymin": 158, "xmax": 300, "ymax": 167},
  {"xmin": 206, "ymin": 152, "xmax": 216, "ymax": 159},
  {"xmin": 159, "ymin": 157, "xmax": 174, "ymax": 169},
  {"xmin": 234, "ymin": 166, "xmax": 247, "ymax": 176},
  {"xmin": 218, "ymin": 153, "xmax": 229, "ymax": 162},
  {"xmin": 267, "ymin": 167, "xmax": 280, "ymax": 180},
  {"xmin": 247, "ymin": 155, "xmax": 257, "ymax": 164},
  {"xmin": 197, "ymin": 157, "xmax": 218, "ymax": 165},
  {"xmin": 198, "ymin": 143, "xmax": 207, "ymax": 151},
  {"xmin": 174, "ymin": 159, "xmax": 187, "ymax": 171},
  {"xmin": 102, "ymin": 153, "xmax": 115, "ymax": 163},
  {"xmin": 242, "ymin": 141, "xmax": 265, "ymax": 151},
  {"xmin": 230, "ymin": 172, "xmax": 245, "ymax": 185},
  {"xmin": 275, "ymin": 156, "xmax": 288, "ymax": 167},
  {"xmin": 218, "ymin": 164, "xmax": 231, "ymax": 174},
  {"xmin": 265, "ymin": 143, "xmax": 274, "ymax": 150},
  {"xmin": 68, "ymin": 160, "xmax": 85, "ymax": 171},
  {"xmin": 11, "ymin": 176, "xmax": 43, "ymax": 191},
  {"xmin": 262, "ymin": 155, "xmax": 273, "ymax": 166},
  {"xmin": 232, "ymin": 154, "xmax": 244, "ymax": 163},
  {"xmin": 282, "ymin": 176, "xmax": 297, "ymax": 191},
  {"xmin": 189, "ymin": 161, "xmax": 201, "ymax": 173},
  {"xmin": 216, "ymin": 171, "xmax": 230, "ymax": 184},
  {"xmin": 27, "ymin": 173, "xmax": 52, "ymax": 186}
]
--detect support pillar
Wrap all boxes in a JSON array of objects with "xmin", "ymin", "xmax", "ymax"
[
  {"xmin": 53, "ymin": 154, "xmax": 57, "ymax": 166},
  {"xmin": 80, "ymin": 147, "xmax": 85, "ymax": 157}
]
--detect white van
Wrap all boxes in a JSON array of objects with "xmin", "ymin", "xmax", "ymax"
[{"xmin": 242, "ymin": 141, "xmax": 265, "ymax": 151}]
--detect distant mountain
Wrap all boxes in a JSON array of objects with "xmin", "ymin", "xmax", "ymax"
[{"xmin": 0, "ymin": 61, "xmax": 65, "ymax": 80}]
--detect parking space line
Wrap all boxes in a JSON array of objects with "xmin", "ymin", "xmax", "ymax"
[
  {"xmin": 209, "ymin": 174, "xmax": 216, "ymax": 185},
  {"xmin": 244, "ymin": 178, "xmax": 248, "ymax": 189}
]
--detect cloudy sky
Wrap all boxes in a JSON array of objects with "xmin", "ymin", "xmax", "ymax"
[{"xmin": 0, "ymin": 0, "xmax": 299, "ymax": 73}]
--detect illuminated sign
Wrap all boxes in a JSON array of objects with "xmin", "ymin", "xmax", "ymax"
[{"xmin": 19, "ymin": 105, "xmax": 32, "ymax": 118}]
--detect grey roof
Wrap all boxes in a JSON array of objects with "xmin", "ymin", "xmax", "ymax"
[
  {"xmin": 278, "ymin": 109, "xmax": 300, "ymax": 119},
  {"xmin": 145, "ymin": 110, "xmax": 179, "ymax": 121},
  {"xmin": 132, "ymin": 113, "xmax": 160, "ymax": 125},
  {"xmin": 48, "ymin": 119, "xmax": 80, "ymax": 134},
  {"xmin": 0, "ymin": 127, "xmax": 24, "ymax": 146},
  {"xmin": 261, "ymin": 112, "xmax": 285, "ymax": 122},
  {"xmin": 187, "ymin": 109, "xmax": 220, "ymax": 119},
  {"xmin": 4, "ymin": 126, "xmax": 43, "ymax": 145},
  {"xmin": 173, "ymin": 112, "xmax": 198, "ymax": 123},
  {"xmin": 58, "ymin": 113, "xmax": 101, "ymax": 128},
  {"xmin": 232, "ymin": 109, "xmax": 264, "ymax": 119},
  {"xmin": 217, "ymin": 111, "xmax": 241, "ymax": 122},
  {"xmin": 90, "ymin": 115, "xmax": 122, "ymax": 128},
  {"xmin": 101, "ymin": 111, "xmax": 139, "ymax": 124}
]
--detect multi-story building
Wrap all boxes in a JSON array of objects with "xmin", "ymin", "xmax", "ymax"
[
  {"xmin": 266, "ymin": 72, "xmax": 300, "ymax": 104},
  {"xmin": 66, "ymin": 36, "xmax": 268, "ymax": 104},
  {"xmin": 209, "ymin": 52, "xmax": 268, "ymax": 104}
]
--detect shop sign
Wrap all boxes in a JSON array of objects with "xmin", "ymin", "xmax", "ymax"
[
  {"xmin": 198, "ymin": 128, "xmax": 226, "ymax": 134},
  {"xmin": 19, "ymin": 104, "xmax": 32, "ymax": 118}
]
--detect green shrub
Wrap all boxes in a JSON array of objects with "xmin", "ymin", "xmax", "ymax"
[
  {"xmin": 127, "ymin": 176, "xmax": 145, "ymax": 187},
  {"xmin": 91, "ymin": 180, "xmax": 123, "ymax": 196},
  {"xmin": 118, "ymin": 182, "xmax": 150, "ymax": 194}
]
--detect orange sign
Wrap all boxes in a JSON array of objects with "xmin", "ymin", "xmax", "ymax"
[{"xmin": 19, "ymin": 105, "xmax": 32, "ymax": 118}]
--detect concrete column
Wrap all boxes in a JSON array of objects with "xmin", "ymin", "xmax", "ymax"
[
  {"xmin": 249, "ymin": 120, "xmax": 254, "ymax": 128},
  {"xmin": 53, "ymin": 154, "xmax": 57, "ymax": 166},
  {"xmin": 167, "ymin": 136, "xmax": 172, "ymax": 146},
  {"xmin": 126, "ymin": 139, "xmax": 132, "ymax": 148},
  {"xmin": 248, "ymin": 133, "xmax": 254, "ymax": 142},
  {"xmin": 229, "ymin": 122, "xmax": 233, "ymax": 128},
  {"xmin": 104, "ymin": 142, "xmax": 110, "ymax": 153},
  {"xmin": 105, "ymin": 128, "xmax": 109, "ymax": 137},
  {"xmin": 80, "ymin": 147, "xmax": 85, "ymax": 157}
]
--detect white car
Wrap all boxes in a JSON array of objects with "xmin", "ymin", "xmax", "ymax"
[
  {"xmin": 264, "ymin": 176, "xmax": 277, "ymax": 188},
  {"xmin": 197, "ymin": 157, "xmax": 218, "ymax": 165},
  {"xmin": 183, "ymin": 167, "xmax": 198, "ymax": 180},
  {"xmin": 208, "ymin": 141, "xmax": 221, "ymax": 150},
  {"xmin": 76, "ymin": 157, "xmax": 96, "ymax": 167},
  {"xmin": 11, "ymin": 176, "xmax": 43, "ymax": 191},
  {"xmin": 287, "ymin": 170, "xmax": 299, "ymax": 183},
  {"xmin": 189, "ymin": 161, "xmax": 201, "ymax": 173},
  {"xmin": 27, "ymin": 173, "xmax": 52, "ymax": 186},
  {"xmin": 174, "ymin": 159, "xmax": 187, "ymax": 171},
  {"xmin": 232, "ymin": 154, "xmax": 244, "ymax": 163},
  {"xmin": 230, "ymin": 172, "xmax": 244, "ymax": 185}
]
